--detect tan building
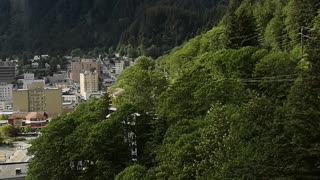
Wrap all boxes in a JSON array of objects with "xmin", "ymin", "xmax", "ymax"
[
  {"xmin": 80, "ymin": 71, "xmax": 99, "ymax": 100},
  {"xmin": 13, "ymin": 83, "xmax": 62, "ymax": 117},
  {"xmin": 70, "ymin": 59, "xmax": 100, "ymax": 82},
  {"xmin": 12, "ymin": 90, "xmax": 29, "ymax": 112},
  {"xmin": 55, "ymin": 83, "xmax": 68, "ymax": 89},
  {"xmin": 45, "ymin": 89, "xmax": 63, "ymax": 116}
]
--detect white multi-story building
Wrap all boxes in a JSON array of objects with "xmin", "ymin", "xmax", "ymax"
[
  {"xmin": 24, "ymin": 73, "xmax": 34, "ymax": 80},
  {"xmin": 0, "ymin": 84, "xmax": 13, "ymax": 101},
  {"xmin": 80, "ymin": 71, "xmax": 99, "ymax": 100},
  {"xmin": 0, "ymin": 101, "xmax": 12, "ymax": 111},
  {"xmin": 63, "ymin": 95, "xmax": 80, "ymax": 103},
  {"xmin": 22, "ymin": 73, "xmax": 45, "ymax": 89},
  {"xmin": 115, "ymin": 61, "xmax": 125, "ymax": 75}
]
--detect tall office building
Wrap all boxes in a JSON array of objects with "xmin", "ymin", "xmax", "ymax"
[
  {"xmin": 70, "ymin": 59, "xmax": 100, "ymax": 83},
  {"xmin": 80, "ymin": 71, "xmax": 99, "ymax": 100},
  {"xmin": 0, "ymin": 61, "xmax": 15, "ymax": 83},
  {"xmin": 0, "ymin": 83, "xmax": 13, "ymax": 101},
  {"xmin": 13, "ymin": 82, "xmax": 63, "ymax": 117}
]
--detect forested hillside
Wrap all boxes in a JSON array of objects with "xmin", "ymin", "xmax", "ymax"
[
  {"xmin": 0, "ymin": 0, "xmax": 226, "ymax": 57},
  {"xmin": 27, "ymin": 0, "xmax": 320, "ymax": 179}
]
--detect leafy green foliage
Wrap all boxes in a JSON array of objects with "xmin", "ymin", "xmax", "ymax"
[
  {"xmin": 112, "ymin": 56, "xmax": 167, "ymax": 111},
  {"xmin": 253, "ymin": 51, "xmax": 298, "ymax": 100},
  {"xmin": 27, "ymin": 95, "xmax": 122, "ymax": 180},
  {"xmin": 225, "ymin": 0, "xmax": 259, "ymax": 49},
  {"xmin": 0, "ymin": 124, "xmax": 19, "ymax": 138},
  {"xmin": 0, "ymin": 114, "xmax": 8, "ymax": 120},
  {"xmin": 284, "ymin": 0, "xmax": 319, "ymax": 45},
  {"xmin": 27, "ymin": 0, "xmax": 320, "ymax": 179},
  {"xmin": 24, "ymin": 125, "xmax": 32, "ymax": 133},
  {"xmin": 115, "ymin": 165, "xmax": 147, "ymax": 180}
]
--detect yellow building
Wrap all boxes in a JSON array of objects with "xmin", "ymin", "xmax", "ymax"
[
  {"xmin": 12, "ymin": 90, "xmax": 29, "ymax": 112},
  {"xmin": 45, "ymin": 89, "xmax": 63, "ymax": 116},
  {"xmin": 13, "ymin": 83, "xmax": 63, "ymax": 117},
  {"xmin": 55, "ymin": 83, "xmax": 68, "ymax": 89},
  {"xmin": 80, "ymin": 71, "xmax": 99, "ymax": 100}
]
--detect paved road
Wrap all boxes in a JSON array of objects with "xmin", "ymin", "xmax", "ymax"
[
  {"xmin": 0, "ymin": 163, "xmax": 28, "ymax": 179},
  {"xmin": 99, "ymin": 58, "xmax": 116, "ymax": 80},
  {"xmin": 0, "ymin": 141, "xmax": 32, "ymax": 179}
]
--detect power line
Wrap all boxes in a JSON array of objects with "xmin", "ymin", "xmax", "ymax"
[{"xmin": 207, "ymin": 74, "xmax": 320, "ymax": 84}]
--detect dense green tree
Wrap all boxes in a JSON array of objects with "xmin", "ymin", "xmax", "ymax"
[
  {"xmin": 25, "ymin": 1, "xmax": 320, "ymax": 180},
  {"xmin": 284, "ymin": 0, "xmax": 319, "ymax": 46},
  {"xmin": 253, "ymin": 51, "xmax": 298, "ymax": 100},
  {"xmin": 261, "ymin": 0, "xmax": 286, "ymax": 49},
  {"xmin": 126, "ymin": 44, "xmax": 137, "ymax": 58},
  {"xmin": 112, "ymin": 56, "xmax": 167, "ymax": 111},
  {"xmin": 71, "ymin": 48, "xmax": 83, "ymax": 57},
  {"xmin": 115, "ymin": 165, "xmax": 147, "ymax": 180},
  {"xmin": 27, "ymin": 115, "xmax": 77, "ymax": 180},
  {"xmin": 225, "ymin": 0, "xmax": 259, "ymax": 48},
  {"xmin": 108, "ymin": 46, "xmax": 115, "ymax": 57},
  {"xmin": 281, "ymin": 26, "xmax": 320, "ymax": 179},
  {"xmin": 149, "ymin": 119, "xmax": 205, "ymax": 180},
  {"xmin": 27, "ymin": 96, "xmax": 112, "ymax": 180},
  {"xmin": 0, "ymin": 114, "xmax": 8, "ymax": 120},
  {"xmin": 0, "ymin": 0, "xmax": 227, "ymax": 57},
  {"xmin": 0, "ymin": 124, "xmax": 12, "ymax": 137},
  {"xmin": 0, "ymin": 124, "xmax": 19, "ymax": 138},
  {"xmin": 24, "ymin": 125, "xmax": 32, "ymax": 133}
]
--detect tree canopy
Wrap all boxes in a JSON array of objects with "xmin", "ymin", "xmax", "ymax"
[{"xmin": 27, "ymin": 0, "xmax": 320, "ymax": 179}]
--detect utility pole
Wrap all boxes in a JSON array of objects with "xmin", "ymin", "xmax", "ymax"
[{"xmin": 301, "ymin": 26, "xmax": 304, "ymax": 58}]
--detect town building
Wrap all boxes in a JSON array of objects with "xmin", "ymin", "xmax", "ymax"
[
  {"xmin": 31, "ymin": 62, "xmax": 39, "ymax": 68},
  {"xmin": 22, "ymin": 73, "xmax": 45, "ymax": 89},
  {"xmin": 70, "ymin": 59, "xmax": 100, "ymax": 83},
  {"xmin": 46, "ymin": 72, "xmax": 68, "ymax": 84},
  {"xmin": 115, "ymin": 61, "xmax": 125, "ymax": 75},
  {"xmin": 56, "ymin": 83, "xmax": 68, "ymax": 89},
  {"xmin": 24, "ymin": 73, "xmax": 34, "ymax": 80},
  {"xmin": 0, "ymin": 61, "xmax": 15, "ymax": 83},
  {"xmin": 62, "ymin": 92, "xmax": 81, "ymax": 113},
  {"xmin": 0, "ymin": 83, "xmax": 13, "ymax": 101},
  {"xmin": 63, "ymin": 95, "xmax": 80, "ymax": 103},
  {"xmin": 8, "ymin": 112, "xmax": 28, "ymax": 128},
  {"xmin": 8, "ymin": 112, "xmax": 48, "ymax": 129},
  {"xmin": 80, "ymin": 71, "xmax": 99, "ymax": 100},
  {"xmin": 12, "ymin": 83, "xmax": 63, "ymax": 117},
  {"xmin": 41, "ymin": 55, "xmax": 49, "ymax": 59},
  {"xmin": 33, "ymin": 56, "xmax": 40, "ymax": 61},
  {"xmin": 0, "ymin": 101, "xmax": 12, "ymax": 111}
]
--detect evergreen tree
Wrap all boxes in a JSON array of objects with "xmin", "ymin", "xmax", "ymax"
[{"xmin": 225, "ymin": 0, "xmax": 259, "ymax": 48}]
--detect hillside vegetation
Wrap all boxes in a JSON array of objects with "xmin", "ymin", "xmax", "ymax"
[
  {"xmin": 27, "ymin": 0, "xmax": 320, "ymax": 179},
  {"xmin": 0, "ymin": 0, "xmax": 226, "ymax": 57}
]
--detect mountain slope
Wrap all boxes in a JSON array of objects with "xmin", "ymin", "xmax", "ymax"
[{"xmin": 0, "ymin": 0, "xmax": 226, "ymax": 56}]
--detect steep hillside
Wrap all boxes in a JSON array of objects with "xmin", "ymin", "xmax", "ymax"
[
  {"xmin": 26, "ymin": 0, "xmax": 320, "ymax": 179},
  {"xmin": 0, "ymin": 0, "xmax": 226, "ymax": 56}
]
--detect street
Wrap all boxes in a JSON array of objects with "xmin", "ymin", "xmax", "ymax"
[{"xmin": 0, "ymin": 140, "xmax": 33, "ymax": 179}]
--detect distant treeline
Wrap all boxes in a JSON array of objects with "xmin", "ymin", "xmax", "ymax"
[{"xmin": 0, "ymin": 0, "xmax": 226, "ymax": 58}]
